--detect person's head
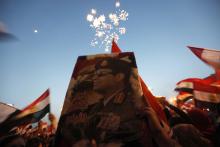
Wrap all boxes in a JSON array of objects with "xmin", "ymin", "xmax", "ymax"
[
  {"xmin": 172, "ymin": 124, "xmax": 212, "ymax": 147},
  {"xmin": 26, "ymin": 137, "xmax": 44, "ymax": 147},
  {"xmin": 187, "ymin": 108, "xmax": 212, "ymax": 132},
  {"xmin": 48, "ymin": 113, "xmax": 54, "ymax": 121},
  {"xmin": 0, "ymin": 134, "xmax": 25, "ymax": 147},
  {"xmin": 93, "ymin": 58, "xmax": 131, "ymax": 93},
  {"xmin": 57, "ymin": 113, "xmax": 83, "ymax": 144}
]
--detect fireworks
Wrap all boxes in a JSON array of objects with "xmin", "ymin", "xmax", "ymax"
[
  {"xmin": 86, "ymin": 0, "xmax": 129, "ymax": 52},
  {"xmin": 115, "ymin": 1, "xmax": 120, "ymax": 8}
]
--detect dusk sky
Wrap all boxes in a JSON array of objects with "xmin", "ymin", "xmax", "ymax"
[{"xmin": 0, "ymin": 0, "xmax": 219, "ymax": 118}]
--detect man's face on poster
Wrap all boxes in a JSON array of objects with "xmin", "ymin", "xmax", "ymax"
[
  {"xmin": 93, "ymin": 67, "xmax": 125, "ymax": 92},
  {"xmin": 93, "ymin": 68, "xmax": 114, "ymax": 90}
]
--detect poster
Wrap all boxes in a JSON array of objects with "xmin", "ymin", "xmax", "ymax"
[{"xmin": 55, "ymin": 52, "xmax": 148, "ymax": 147}]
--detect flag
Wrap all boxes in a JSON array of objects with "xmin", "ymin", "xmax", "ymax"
[
  {"xmin": 111, "ymin": 40, "xmax": 168, "ymax": 123},
  {"xmin": 0, "ymin": 89, "xmax": 50, "ymax": 133},
  {"xmin": 188, "ymin": 46, "xmax": 220, "ymax": 70},
  {"xmin": 175, "ymin": 75, "xmax": 220, "ymax": 93},
  {"xmin": 175, "ymin": 76, "xmax": 220, "ymax": 111},
  {"xmin": 0, "ymin": 22, "xmax": 17, "ymax": 41},
  {"xmin": 193, "ymin": 80, "xmax": 220, "ymax": 103},
  {"xmin": 175, "ymin": 78, "xmax": 202, "ymax": 93},
  {"xmin": 0, "ymin": 102, "xmax": 20, "ymax": 123},
  {"xmin": 111, "ymin": 39, "xmax": 121, "ymax": 53}
]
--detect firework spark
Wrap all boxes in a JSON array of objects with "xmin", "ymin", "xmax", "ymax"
[
  {"xmin": 86, "ymin": 0, "xmax": 128, "ymax": 52},
  {"xmin": 115, "ymin": 1, "xmax": 120, "ymax": 8}
]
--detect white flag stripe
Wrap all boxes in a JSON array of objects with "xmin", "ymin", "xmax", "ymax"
[
  {"xmin": 176, "ymin": 81, "xmax": 193, "ymax": 89},
  {"xmin": 202, "ymin": 49, "xmax": 220, "ymax": 64},
  {"xmin": 194, "ymin": 90, "xmax": 220, "ymax": 103}
]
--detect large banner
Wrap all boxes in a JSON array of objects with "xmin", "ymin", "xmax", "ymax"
[{"xmin": 55, "ymin": 52, "xmax": 148, "ymax": 146}]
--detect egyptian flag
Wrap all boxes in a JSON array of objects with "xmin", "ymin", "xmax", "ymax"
[
  {"xmin": 111, "ymin": 40, "xmax": 168, "ymax": 124},
  {"xmin": 0, "ymin": 89, "xmax": 50, "ymax": 133},
  {"xmin": 188, "ymin": 46, "xmax": 220, "ymax": 77},
  {"xmin": 175, "ymin": 74, "xmax": 220, "ymax": 93},
  {"xmin": 176, "ymin": 77, "xmax": 220, "ymax": 110},
  {"xmin": 175, "ymin": 78, "xmax": 202, "ymax": 93},
  {"xmin": 188, "ymin": 46, "xmax": 220, "ymax": 69},
  {"xmin": 193, "ymin": 80, "xmax": 220, "ymax": 104}
]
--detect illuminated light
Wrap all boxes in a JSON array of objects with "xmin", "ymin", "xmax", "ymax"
[
  {"xmin": 119, "ymin": 27, "xmax": 126, "ymax": 34},
  {"xmin": 98, "ymin": 15, "xmax": 105, "ymax": 23},
  {"xmin": 87, "ymin": 14, "xmax": 94, "ymax": 22},
  {"xmin": 91, "ymin": 9, "xmax": 96, "ymax": 15},
  {"xmin": 96, "ymin": 31, "xmax": 105, "ymax": 37},
  {"xmin": 86, "ymin": 0, "xmax": 128, "ymax": 52},
  {"xmin": 168, "ymin": 97, "xmax": 177, "ymax": 105},
  {"xmin": 34, "ymin": 29, "xmax": 38, "ymax": 33},
  {"xmin": 115, "ymin": 1, "xmax": 120, "ymax": 7},
  {"xmin": 93, "ymin": 18, "xmax": 101, "ymax": 28}
]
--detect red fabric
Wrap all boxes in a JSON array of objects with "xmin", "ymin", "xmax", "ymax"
[
  {"xmin": 140, "ymin": 78, "xmax": 168, "ymax": 123},
  {"xmin": 111, "ymin": 40, "xmax": 168, "ymax": 124},
  {"xmin": 215, "ymin": 69, "xmax": 220, "ymax": 80},
  {"xmin": 193, "ymin": 80, "xmax": 220, "ymax": 93},
  {"xmin": 111, "ymin": 39, "xmax": 121, "ymax": 53},
  {"xmin": 188, "ymin": 46, "xmax": 220, "ymax": 70},
  {"xmin": 188, "ymin": 46, "xmax": 206, "ymax": 63},
  {"xmin": 22, "ymin": 89, "xmax": 49, "ymax": 112}
]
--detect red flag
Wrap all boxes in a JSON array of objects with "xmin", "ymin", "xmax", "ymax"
[
  {"xmin": 188, "ymin": 46, "xmax": 220, "ymax": 70},
  {"xmin": 111, "ymin": 40, "xmax": 168, "ymax": 123},
  {"xmin": 176, "ymin": 77, "xmax": 220, "ymax": 104},
  {"xmin": 193, "ymin": 80, "xmax": 220, "ymax": 103},
  {"xmin": 175, "ymin": 74, "xmax": 220, "ymax": 92},
  {"xmin": 111, "ymin": 39, "xmax": 121, "ymax": 53},
  {"xmin": 175, "ymin": 78, "xmax": 203, "ymax": 93}
]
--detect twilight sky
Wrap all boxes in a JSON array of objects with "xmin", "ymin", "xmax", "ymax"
[{"xmin": 0, "ymin": 0, "xmax": 219, "ymax": 118}]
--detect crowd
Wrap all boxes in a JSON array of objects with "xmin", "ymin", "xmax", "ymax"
[
  {"xmin": 0, "ymin": 113, "xmax": 57, "ymax": 147},
  {"xmin": 0, "ymin": 97, "xmax": 219, "ymax": 147}
]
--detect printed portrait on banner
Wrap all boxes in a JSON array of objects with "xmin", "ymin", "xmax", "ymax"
[{"xmin": 55, "ymin": 52, "xmax": 149, "ymax": 147}]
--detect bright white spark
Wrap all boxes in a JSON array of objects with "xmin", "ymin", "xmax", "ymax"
[
  {"xmin": 91, "ymin": 9, "xmax": 96, "ymax": 15},
  {"xmin": 119, "ymin": 27, "xmax": 126, "ymax": 34},
  {"xmin": 109, "ymin": 13, "xmax": 119, "ymax": 26},
  {"xmin": 113, "ymin": 33, "xmax": 119, "ymax": 41},
  {"xmin": 87, "ymin": 14, "xmax": 94, "ymax": 22},
  {"xmin": 119, "ymin": 10, "xmax": 129, "ymax": 21},
  {"xmin": 93, "ymin": 18, "xmax": 101, "ymax": 28},
  {"xmin": 34, "ymin": 29, "xmax": 38, "ymax": 33},
  {"xmin": 96, "ymin": 31, "xmax": 105, "ymax": 37},
  {"xmin": 98, "ymin": 15, "xmax": 105, "ymax": 23},
  {"xmin": 115, "ymin": 1, "xmax": 120, "ymax": 8},
  {"xmin": 86, "ymin": 1, "xmax": 128, "ymax": 51}
]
